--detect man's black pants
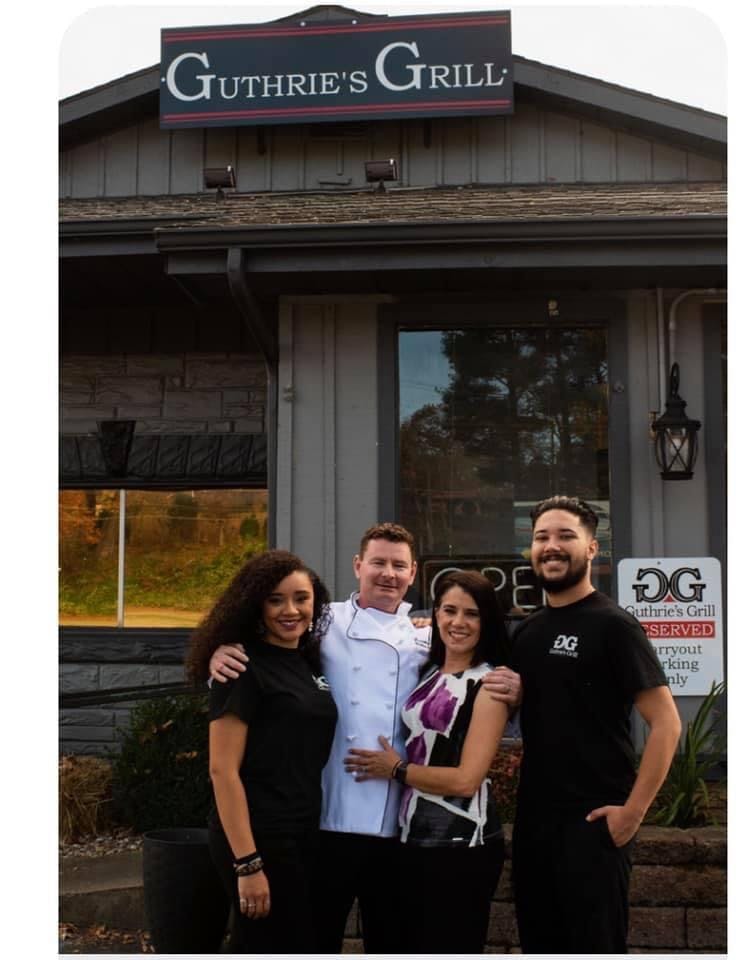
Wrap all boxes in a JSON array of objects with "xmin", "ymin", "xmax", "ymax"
[
  {"xmin": 312, "ymin": 831, "xmax": 403, "ymax": 954},
  {"xmin": 512, "ymin": 810, "xmax": 635, "ymax": 954}
]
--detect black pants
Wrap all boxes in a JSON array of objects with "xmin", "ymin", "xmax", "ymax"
[
  {"xmin": 512, "ymin": 811, "xmax": 635, "ymax": 954},
  {"xmin": 208, "ymin": 826, "xmax": 320, "ymax": 954},
  {"xmin": 312, "ymin": 831, "xmax": 404, "ymax": 954},
  {"xmin": 400, "ymin": 835, "xmax": 505, "ymax": 953}
]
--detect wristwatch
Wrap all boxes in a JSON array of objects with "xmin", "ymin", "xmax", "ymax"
[{"xmin": 393, "ymin": 761, "xmax": 409, "ymax": 784}]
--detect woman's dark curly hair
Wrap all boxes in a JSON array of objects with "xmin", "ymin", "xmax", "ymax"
[
  {"xmin": 185, "ymin": 549, "xmax": 332, "ymax": 685},
  {"xmin": 422, "ymin": 570, "xmax": 511, "ymax": 677}
]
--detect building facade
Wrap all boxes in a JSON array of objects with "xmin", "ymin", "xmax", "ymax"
[{"xmin": 59, "ymin": 5, "xmax": 726, "ymax": 754}]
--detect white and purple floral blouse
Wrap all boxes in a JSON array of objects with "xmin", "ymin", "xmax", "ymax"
[{"xmin": 399, "ymin": 661, "xmax": 503, "ymax": 847}]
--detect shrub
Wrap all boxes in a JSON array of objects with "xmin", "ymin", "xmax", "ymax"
[
  {"xmin": 240, "ymin": 514, "xmax": 260, "ymax": 539},
  {"xmin": 111, "ymin": 694, "xmax": 212, "ymax": 833},
  {"xmin": 490, "ymin": 740, "xmax": 522, "ymax": 823},
  {"xmin": 652, "ymin": 680, "xmax": 726, "ymax": 828},
  {"xmin": 59, "ymin": 755, "xmax": 113, "ymax": 842}
]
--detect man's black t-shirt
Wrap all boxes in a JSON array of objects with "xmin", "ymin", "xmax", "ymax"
[
  {"xmin": 208, "ymin": 639, "xmax": 337, "ymax": 837},
  {"xmin": 511, "ymin": 591, "xmax": 667, "ymax": 816}
]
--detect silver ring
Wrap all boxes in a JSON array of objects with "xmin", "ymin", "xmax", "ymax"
[{"xmin": 248, "ymin": 902, "xmax": 256, "ymax": 909}]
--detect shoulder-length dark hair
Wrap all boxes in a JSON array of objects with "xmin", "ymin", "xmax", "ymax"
[
  {"xmin": 185, "ymin": 549, "xmax": 332, "ymax": 685},
  {"xmin": 423, "ymin": 570, "xmax": 511, "ymax": 676}
]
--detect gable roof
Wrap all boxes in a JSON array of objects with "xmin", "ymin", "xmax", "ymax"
[{"xmin": 60, "ymin": 8, "xmax": 725, "ymax": 157}]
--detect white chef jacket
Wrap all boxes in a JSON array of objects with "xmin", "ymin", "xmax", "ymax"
[{"xmin": 319, "ymin": 593, "xmax": 431, "ymax": 837}]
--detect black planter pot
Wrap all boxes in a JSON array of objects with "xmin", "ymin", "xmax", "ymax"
[{"xmin": 142, "ymin": 828, "xmax": 229, "ymax": 954}]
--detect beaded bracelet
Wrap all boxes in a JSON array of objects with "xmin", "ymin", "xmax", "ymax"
[{"xmin": 233, "ymin": 852, "xmax": 264, "ymax": 876}]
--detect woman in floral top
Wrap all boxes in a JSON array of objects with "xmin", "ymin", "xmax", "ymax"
[{"xmin": 345, "ymin": 570, "xmax": 511, "ymax": 953}]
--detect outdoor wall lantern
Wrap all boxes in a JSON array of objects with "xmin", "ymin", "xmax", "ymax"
[
  {"xmin": 651, "ymin": 363, "xmax": 701, "ymax": 480},
  {"xmin": 365, "ymin": 158, "xmax": 398, "ymax": 191},
  {"xmin": 203, "ymin": 165, "xmax": 236, "ymax": 198}
]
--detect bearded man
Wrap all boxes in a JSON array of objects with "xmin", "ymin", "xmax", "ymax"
[{"xmin": 490, "ymin": 495, "xmax": 681, "ymax": 954}]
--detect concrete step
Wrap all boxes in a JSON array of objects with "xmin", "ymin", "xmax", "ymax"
[{"xmin": 59, "ymin": 849, "xmax": 145, "ymax": 931}]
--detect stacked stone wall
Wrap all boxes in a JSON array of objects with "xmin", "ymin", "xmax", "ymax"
[{"xmin": 340, "ymin": 826, "xmax": 727, "ymax": 954}]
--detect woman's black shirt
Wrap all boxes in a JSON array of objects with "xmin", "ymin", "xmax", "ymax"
[{"xmin": 208, "ymin": 639, "xmax": 337, "ymax": 837}]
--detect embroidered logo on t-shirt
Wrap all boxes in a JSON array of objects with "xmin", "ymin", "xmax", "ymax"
[
  {"xmin": 549, "ymin": 634, "xmax": 579, "ymax": 658},
  {"xmin": 313, "ymin": 674, "xmax": 331, "ymax": 691}
]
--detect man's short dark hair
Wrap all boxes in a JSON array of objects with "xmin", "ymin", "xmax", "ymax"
[
  {"xmin": 530, "ymin": 496, "xmax": 599, "ymax": 538},
  {"xmin": 359, "ymin": 522, "xmax": 416, "ymax": 561}
]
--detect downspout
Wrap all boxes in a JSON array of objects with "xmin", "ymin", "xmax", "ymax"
[
  {"xmin": 667, "ymin": 288, "xmax": 727, "ymax": 368},
  {"xmin": 658, "ymin": 288, "xmax": 727, "ymax": 408},
  {"xmin": 226, "ymin": 247, "xmax": 278, "ymax": 547},
  {"xmin": 656, "ymin": 288, "xmax": 666, "ymax": 413},
  {"xmin": 652, "ymin": 287, "xmax": 726, "ymax": 550}
]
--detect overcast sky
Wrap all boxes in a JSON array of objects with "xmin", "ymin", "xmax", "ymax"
[{"xmin": 57, "ymin": 2, "xmax": 728, "ymax": 114}]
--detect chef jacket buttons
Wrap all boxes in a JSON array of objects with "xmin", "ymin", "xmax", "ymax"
[{"xmin": 350, "ymin": 699, "xmax": 360, "ymax": 705}]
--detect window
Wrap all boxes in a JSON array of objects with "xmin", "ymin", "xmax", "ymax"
[
  {"xmin": 399, "ymin": 325, "xmax": 611, "ymax": 611},
  {"xmin": 59, "ymin": 489, "xmax": 268, "ymax": 627}
]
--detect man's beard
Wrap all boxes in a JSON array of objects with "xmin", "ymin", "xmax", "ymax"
[{"xmin": 534, "ymin": 555, "xmax": 590, "ymax": 594}]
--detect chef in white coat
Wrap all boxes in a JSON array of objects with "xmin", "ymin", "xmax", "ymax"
[{"xmin": 209, "ymin": 522, "xmax": 521, "ymax": 953}]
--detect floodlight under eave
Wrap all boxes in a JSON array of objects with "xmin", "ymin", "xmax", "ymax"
[
  {"xmin": 365, "ymin": 159, "xmax": 398, "ymax": 191},
  {"xmin": 203, "ymin": 165, "xmax": 236, "ymax": 194}
]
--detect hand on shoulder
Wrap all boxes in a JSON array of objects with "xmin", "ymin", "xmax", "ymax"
[
  {"xmin": 482, "ymin": 666, "xmax": 522, "ymax": 707},
  {"xmin": 209, "ymin": 643, "xmax": 249, "ymax": 682}
]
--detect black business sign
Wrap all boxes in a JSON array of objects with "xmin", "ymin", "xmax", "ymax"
[{"xmin": 160, "ymin": 10, "xmax": 513, "ymax": 128}]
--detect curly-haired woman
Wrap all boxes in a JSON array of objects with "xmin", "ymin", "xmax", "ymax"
[
  {"xmin": 186, "ymin": 550, "xmax": 337, "ymax": 954},
  {"xmin": 344, "ymin": 569, "xmax": 511, "ymax": 954}
]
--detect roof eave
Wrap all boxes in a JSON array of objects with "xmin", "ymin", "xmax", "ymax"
[{"xmin": 59, "ymin": 212, "xmax": 727, "ymax": 255}]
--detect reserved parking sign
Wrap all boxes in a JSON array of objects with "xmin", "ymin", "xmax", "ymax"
[{"xmin": 617, "ymin": 557, "xmax": 724, "ymax": 695}]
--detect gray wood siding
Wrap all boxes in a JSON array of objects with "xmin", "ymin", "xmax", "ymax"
[
  {"xmin": 61, "ymin": 106, "xmax": 726, "ymax": 198},
  {"xmin": 475, "ymin": 116, "xmax": 508, "ymax": 183},
  {"xmin": 138, "ymin": 117, "xmax": 171, "ymax": 195},
  {"xmin": 104, "ymin": 128, "xmax": 138, "ymax": 196},
  {"xmin": 276, "ymin": 299, "xmax": 379, "ymax": 598},
  {"xmin": 616, "ymin": 132, "xmax": 652, "ymax": 181}
]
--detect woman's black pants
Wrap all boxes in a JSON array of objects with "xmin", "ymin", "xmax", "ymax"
[
  {"xmin": 399, "ymin": 835, "xmax": 505, "ymax": 954},
  {"xmin": 208, "ymin": 826, "xmax": 321, "ymax": 954}
]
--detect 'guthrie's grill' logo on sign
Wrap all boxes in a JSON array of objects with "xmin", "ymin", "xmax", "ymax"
[
  {"xmin": 160, "ymin": 11, "xmax": 513, "ymax": 129},
  {"xmin": 618, "ymin": 557, "xmax": 723, "ymax": 694}
]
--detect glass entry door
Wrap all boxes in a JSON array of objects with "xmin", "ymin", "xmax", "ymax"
[{"xmin": 398, "ymin": 325, "xmax": 611, "ymax": 613}]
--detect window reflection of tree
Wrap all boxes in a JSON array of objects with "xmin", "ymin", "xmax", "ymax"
[{"xmin": 400, "ymin": 327, "xmax": 608, "ymax": 557}]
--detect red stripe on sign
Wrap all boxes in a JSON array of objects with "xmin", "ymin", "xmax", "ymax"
[
  {"xmin": 162, "ymin": 100, "xmax": 512, "ymax": 122},
  {"xmin": 163, "ymin": 17, "xmax": 509, "ymax": 43},
  {"xmin": 641, "ymin": 621, "xmax": 716, "ymax": 639}
]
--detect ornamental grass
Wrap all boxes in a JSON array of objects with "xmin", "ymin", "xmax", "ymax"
[{"xmin": 59, "ymin": 755, "xmax": 113, "ymax": 842}]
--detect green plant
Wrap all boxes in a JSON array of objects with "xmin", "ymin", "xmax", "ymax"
[
  {"xmin": 59, "ymin": 755, "xmax": 113, "ymax": 841},
  {"xmin": 110, "ymin": 694, "xmax": 212, "ymax": 832},
  {"xmin": 240, "ymin": 514, "xmax": 260, "ymax": 539},
  {"xmin": 652, "ymin": 680, "xmax": 726, "ymax": 828}
]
